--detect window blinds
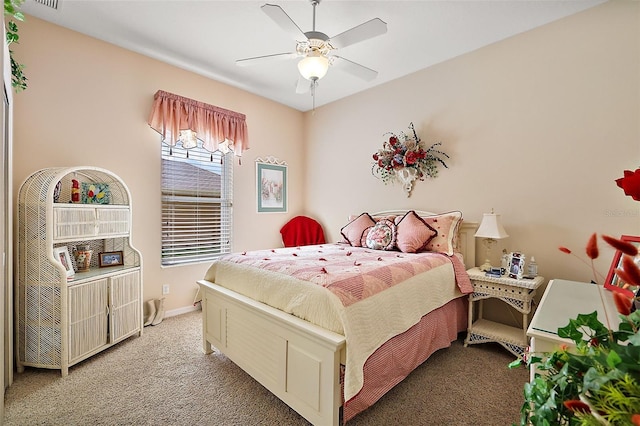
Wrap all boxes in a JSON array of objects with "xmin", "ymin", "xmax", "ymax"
[{"xmin": 161, "ymin": 143, "xmax": 232, "ymax": 266}]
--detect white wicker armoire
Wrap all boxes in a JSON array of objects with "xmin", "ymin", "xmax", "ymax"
[{"xmin": 16, "ymin": 166, "xmax": 143, "ymax": 376}]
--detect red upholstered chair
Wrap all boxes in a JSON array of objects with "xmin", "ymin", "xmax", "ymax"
[{"xmin": 280, "ymin": 216, "xmax": 326, "ymax": 247}]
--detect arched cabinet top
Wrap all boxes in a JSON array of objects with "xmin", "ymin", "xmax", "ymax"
[{"xmin": 18, "ymin": 166, "xmax": 131, "ymax": 206}]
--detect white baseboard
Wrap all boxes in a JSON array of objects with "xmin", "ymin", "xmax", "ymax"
[{"xmin": 165, "ymin": 303, "xmax": 201, "ymax": 318}]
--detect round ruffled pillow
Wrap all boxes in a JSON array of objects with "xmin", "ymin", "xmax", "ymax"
[{"xmin": 363, "ymin": 219, "xmax": 397, "ymax": 250}]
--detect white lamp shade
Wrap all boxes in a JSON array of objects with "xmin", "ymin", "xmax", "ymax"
[
  {"xmin": 474, "ymin": 212, "xmax": 509, "ymax": 239},
  {"xmin": 298, "ymin": 55, "xmax": 329, "ymax": 81}
]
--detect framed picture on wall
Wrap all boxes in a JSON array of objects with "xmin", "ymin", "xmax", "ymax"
[
  {"xmin": 604, "ymin": 235, "xmax": 640, "ymax": 298},
  {"xmin": 256, "ymin": 157, "xmax": 288, "ymax": 213}
]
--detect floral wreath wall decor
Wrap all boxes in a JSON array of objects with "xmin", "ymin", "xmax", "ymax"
[{"xmin": 371, "ymin": 122, "xmax": 449, "ymax": 196}]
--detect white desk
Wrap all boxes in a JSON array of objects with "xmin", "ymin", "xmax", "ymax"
[{"xmin": 526, "ymin": 279, "xmax": 620, "ymax": 380}]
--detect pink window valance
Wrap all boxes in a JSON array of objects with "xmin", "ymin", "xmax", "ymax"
[{"xmin": 147, "ymin": 90, "xmax": 249, "ymax": 159}]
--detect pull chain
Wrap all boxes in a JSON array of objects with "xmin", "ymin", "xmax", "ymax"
[{"xmin": 311, "ymin": 79, "xmax": 318, "ymax": 113}]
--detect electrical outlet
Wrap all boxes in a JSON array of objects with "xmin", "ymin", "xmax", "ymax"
[{"xmin": 162, "ymin": 284, "xmax": 170, "ymax": 295}]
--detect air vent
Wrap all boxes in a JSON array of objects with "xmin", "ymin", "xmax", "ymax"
[{"xmin": 32, "ymin": 0, "xmax": 60, "ymax": 10}]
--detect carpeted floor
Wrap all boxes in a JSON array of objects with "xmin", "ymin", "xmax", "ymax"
[{"xmin": 4, "ymin": 310, "xmax": 528, "ymax": 425}]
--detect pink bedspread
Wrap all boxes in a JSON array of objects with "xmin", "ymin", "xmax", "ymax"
[{"xmin": 223, "ymin": 244, "xmax": 472, "ymax": 305}]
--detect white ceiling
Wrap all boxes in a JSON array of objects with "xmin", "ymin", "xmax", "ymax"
[{"xmin": 21, "ymin": 0, "xmax": 606, "ymax": 112}]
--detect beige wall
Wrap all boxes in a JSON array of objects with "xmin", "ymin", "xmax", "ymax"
[
  {"xmin": 11, "ymin": 1, "xmax": 640, "ymax": 314},
  {"xmin": 12, "ymin": 16, "xmax": 305, "ymax": 312},
  {"xmin": 304, "ymin": 0, "xmax": 640, "ymax": 297}
]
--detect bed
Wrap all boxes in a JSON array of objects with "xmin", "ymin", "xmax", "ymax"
[{"xmin": 197, "ymin": 210, "xmax": 478, "ymax": 425}]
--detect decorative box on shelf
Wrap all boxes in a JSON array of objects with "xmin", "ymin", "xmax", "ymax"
[{"xmin": 464, "ymin": 267, "xmax": 544, "ymax": 358}]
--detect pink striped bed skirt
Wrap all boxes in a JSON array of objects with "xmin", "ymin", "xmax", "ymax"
[{"xmin": 343, "ymin": 296, "xmax": 468, "ymax": 422}]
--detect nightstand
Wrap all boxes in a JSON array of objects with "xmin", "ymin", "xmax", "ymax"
[{"xmin": 464, "ymin": 267, "xmax": 544, "ymax": 357}]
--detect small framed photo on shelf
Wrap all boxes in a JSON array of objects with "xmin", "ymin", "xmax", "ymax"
[
  {"xmin": 53, "ymin": 246, "xmax": 75, "ymax": 278},
  {"xmin": 99, "ymin": 251, "xmax": 124, "ymax": 267},
  {"xmin": 508, "ymin": 252, "xmax": 526, "ymax": 280},
  {"xmin": 604, "ymin": 235, "xmax": 640, "ymax": 298}
]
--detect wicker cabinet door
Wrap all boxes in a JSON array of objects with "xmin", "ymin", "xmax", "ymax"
[
  {"xmin": 53, "ymin": 206, "xmax": 97, "ymax": 241},
  {"xmin": 68, "ymin": 279, "xmax": 109, "ymax": 363},
  {"xmin": 96, "ymin": 207, "xmax": 130, "ymax": 237},
  {"xmin": 109, "ymin": 269, "xmax": 141, "ymax": 343}
]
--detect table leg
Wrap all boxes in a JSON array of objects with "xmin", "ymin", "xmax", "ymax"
[{"xmin": 465, "ymin": 296, "xmax": 474, "ymax": 347}]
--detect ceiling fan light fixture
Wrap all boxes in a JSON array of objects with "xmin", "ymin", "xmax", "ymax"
[{"xmin": 298, "ymin": 55, "xmax": 329, "ymax": 81}]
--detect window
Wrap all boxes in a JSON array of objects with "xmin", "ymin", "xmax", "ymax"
[{"xmin": 161, "ymin": 142, "xmax": 233, "ymax": 266}]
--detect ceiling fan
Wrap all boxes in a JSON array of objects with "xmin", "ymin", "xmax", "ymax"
[{"xmin": 236, "ymin": 0, "xmax": 387, "ymax": 99}]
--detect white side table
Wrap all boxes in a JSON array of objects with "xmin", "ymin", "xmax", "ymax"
[
  {"xmin": 526, "ymin": 279, "xmax": 620, "ymax": 381},
  {"xmin": 464, "ymin": 267, "xmax": 544, "ymax": 358}
]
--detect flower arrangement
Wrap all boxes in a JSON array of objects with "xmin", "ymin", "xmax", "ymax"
[
  {"xmin": 616, "ymin": 168, "xmax": 640, "ymax": 201},
  {"xmin": 371, "ymin": 122, "xmax": 449, "ymax": 188},
  {"xmin": 509, "ymin": 167, "xmax": 640, "ymax": 425}
]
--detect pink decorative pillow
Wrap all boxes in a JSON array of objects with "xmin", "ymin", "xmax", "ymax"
[
  {"xmin": 421, "ymin": 211, "xmax": 463, "ymax": 256},
  {"xmin": 395, "ymin": 211, "xmax": 437, "ymax": 253},
  {"xmin": 363, "ymin": 219, "xmax": 397, "ymax": 250},
  {"xmin": 341, "ymin": 213, "xmax": 376, "ymax": 247}
]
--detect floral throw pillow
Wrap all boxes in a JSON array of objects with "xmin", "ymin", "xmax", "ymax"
[
  {"xmin": 395, "ymin": 211, "xmax": 438, "ymax": 253},
  {"xmin": 363, "ymin": 219, "xmax": 397, "ymax": 251},
  {"xmin": 421, "ymin": 211, "xmax": 463, "ymax": 256},
  {"xmin": 341, "ymin": 213, "xmax": 376, "ymax": 247}
]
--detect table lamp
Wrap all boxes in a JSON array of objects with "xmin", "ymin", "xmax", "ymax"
[{"xmin": 474, "ymin": 209, "xmax": 509, "ymax": 272}]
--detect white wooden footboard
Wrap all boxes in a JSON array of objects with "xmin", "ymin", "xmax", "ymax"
[{"xmin": 198, "ymin": 280, "xmax": 346, "ymax": 426}]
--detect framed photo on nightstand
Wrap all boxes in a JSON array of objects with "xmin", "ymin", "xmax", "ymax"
[{"xmin": 508, "ymin": 252, "xmax": 525, "ymax": 279}]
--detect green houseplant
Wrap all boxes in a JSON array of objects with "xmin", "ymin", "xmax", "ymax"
[
  {"xmin": 4, "ymin": 0, "xmax": 27, "ymax": 91},
  {"xmin": 510, "ymin": 168, "xmax": 640, "ymax": 426}
]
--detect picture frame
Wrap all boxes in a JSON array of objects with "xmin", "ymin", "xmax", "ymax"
[
  {"xmin": 256, "ymin": 159, "xmax": 287, "ymax": 213},
  {"xmin": 81, "ymin": 182, "xmax": 110, "ymax": 204},
  {"xmin": 99, "ymin": 251, "xmax": 124, "ymax": 267},
  {"xmin": 508, "ymin": 251, "xmax": 526, "ymax": 280},
  {"xmin": 53, "ymin": 246, "xmax": 75, "ymax": 278},
  {"xmin": 604, "ymin": 235, "xmax": 640, "ymax": 298}
]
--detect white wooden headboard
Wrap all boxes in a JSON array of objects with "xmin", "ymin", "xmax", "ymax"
[{"xmin": 371, "ymin": 210, "xmax": 478, "ymax": 270}]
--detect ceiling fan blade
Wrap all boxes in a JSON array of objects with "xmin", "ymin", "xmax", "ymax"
[
  {"xmin": 329, "ymin": 18, "xmax": 387, "ymax": 49},
  {"xmin": 332, "ymin": 56, "xmax": 378, "ymax": 81},
  {"xmin": 236, "ymin": 52, "xmax": 297, "ymax": 67},
  {"xmin": 261, "ymin": 4, "xmax": 308, "ymax": 42},
  {"xmin": 295, "ymin": 75, "xmax": 311, "ymax": 94}
]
